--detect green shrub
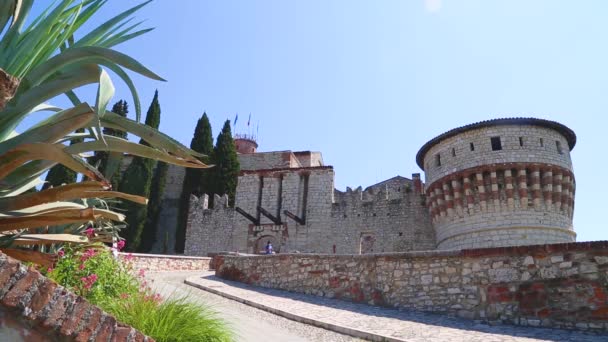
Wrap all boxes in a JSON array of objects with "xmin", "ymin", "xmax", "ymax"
[
  {"xmin": 48, "ymin": 244, "xmax": 234, "ymax": 342},
  {"xmin": 103, "ymin": 294, "xmax": 234, "ymax": 342}
]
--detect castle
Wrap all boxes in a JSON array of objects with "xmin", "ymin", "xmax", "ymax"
[{"xmin": 173, "ymin": 118, "xmax": 577, "ymax": 256}]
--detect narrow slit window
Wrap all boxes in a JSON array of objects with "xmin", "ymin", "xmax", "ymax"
[
  {"xmin": 435, "ymin": 153, "xmax": 441, "ymax": 167},
  {"xmin": 540, "ymin": 138, "xmax": 544, "ymax": 147},
  {"xmin": 556, "ymin": 141, "xmax": 563, "ymax": 154},
  {"xmin": 491, "ymin": 137, "xmax": 502, "ymax": 151},
  {"xmin": 451, "ymin": 148, "xmax": 456, "ymax": 157},
  {"xmin": 470, "ymin": 142, "xmax": 475, "ymax": 151},
  {"xmin": 519, "ymin": 137, "xmax": 524, "ymax": 147}
]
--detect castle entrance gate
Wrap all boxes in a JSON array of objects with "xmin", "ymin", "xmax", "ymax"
[{"xmin": 255, "ymin": 235, "xmax": 280, "ymax": 254}]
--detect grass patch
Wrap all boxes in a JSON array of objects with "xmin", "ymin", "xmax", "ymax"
[{"xmin": 104, "ymin": 293, "xmax": 234, "ymax": 342}]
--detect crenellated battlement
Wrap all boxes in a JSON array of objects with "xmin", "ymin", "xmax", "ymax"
[{"xmin": 188, "ymin": 193, "xmax": 232, "ymax": 211}]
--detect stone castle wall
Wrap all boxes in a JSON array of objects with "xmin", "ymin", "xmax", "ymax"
[
  {"xmin": 419, "ymin": 124, "xmax": 576, "ymax": 250},
  {"xmin": 185, "ymin": 168, "xmax": 436, "ymax": 256},
  {"xmin": 215, "ymin": 241, "xmax": 608, "ymax": 332},
  {"xmin": 150, "ymin": 163, "xmax": 184, "ymax": 253},
  {"xmin": 329, "ymin": 186, "xmax": 435, "ymax": 253}
]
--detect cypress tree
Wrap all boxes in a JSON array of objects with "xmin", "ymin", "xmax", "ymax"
[
  {"xmin": 88, "ymin": 100, "xmax": 128, "ymax": 188},
  {"xmin": 175, "ymin": 112, "xmax": 214, "ymax": 253},
  {"xmin": 42, "ymin": 128, "xmax": 85, "ymax": 190},
  {"xmin": 138, "ymin": 161, "xmax": 168, "ymax": 253},
  {"xmin": 212, "ymin": 120, "xmax": 240, "ymax": 206},
  {"xmin": 119, "ymin": 91, "xmax": 161, "ymax": 251}
]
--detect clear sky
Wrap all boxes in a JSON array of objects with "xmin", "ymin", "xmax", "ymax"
[{"xmin": 25, "ymin": 1, "xmax": 608, "ymax": 242}]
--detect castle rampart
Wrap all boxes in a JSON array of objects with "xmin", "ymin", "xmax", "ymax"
[{"xmin": 215, "ymin": 241, "xmax": 608, "ymax": 332}]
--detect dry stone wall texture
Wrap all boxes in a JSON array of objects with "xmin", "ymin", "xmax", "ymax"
[
  {"xmin": 119, "ymin": 252, "xmax": 210, "ymax": 272},
  {"xmin": 216, "ymin": 241, "xmax": 608, "ymax": 332}
]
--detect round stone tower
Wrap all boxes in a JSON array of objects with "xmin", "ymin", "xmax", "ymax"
[
  {"xmin": 234, "ymin": 134, "xmax": 258, "ymax": 154},
  {"xmin": 416, "ymin": 118, "xmax": 576, "ymax": 250}
]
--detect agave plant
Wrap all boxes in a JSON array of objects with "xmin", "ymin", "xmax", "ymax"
[{"xmin": 0, "ymin": 0, "xmax": 210, "ymax": 266}]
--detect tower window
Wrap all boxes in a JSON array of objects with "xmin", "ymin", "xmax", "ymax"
[
  {"xmin": 491, "ymin": 137, "xmax": 502, "ymax": 151},
  {"xmin": 451, "ymin": 148, "xmax": 456, "ymax": 157},
  {"xmin": 519, "ymin": 137, "xmax": 524, "ymax": 147},
  {"xmin": 540, "ymin": 138, "xmax": 544, "ymax": 147},
  {"xmin": 556, "ymin": 141, "xmax": 563, "ymax": 154},
  {"xmin": 470, "ymin": 142, "xmax": 475, "ymax": 151},
  {"xmin": 435, "ymin": 153, "xmax": 441, "ymax": 167}
]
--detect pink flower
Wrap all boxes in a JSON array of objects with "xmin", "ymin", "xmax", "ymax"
[
  {"xmin": 117, "ymin": 240, "xmax": 126, "ymax": 251},
  {"xmin": 120, "ymin": 293, "xmax": 130, "ymax": 299},
  {"xmin": 79, "ymin": 249, "xmax": 96, "ymax": 262},
  {"xmin": 79, "ymin": 263, "xmax": 85, "ymax": 270},
  {"xmin": 138, "ymin": 269, "xmax": 146, "ymax": 277},
  {"xmin": 57, "ymin": 250, "xmax": 64, "ymax": 257},
  {"xmin": 47, "ymin": 267, "xmax": 53, "ymax": 273},
  {"xmin": 153, "ymin": 293, "xmax": 162, "ymax": 303},
  {"xmin": 85, "ymin": 228, "xmax": 95, "ymax": 238},
  {"xmin": 80, "ymin": 274, "xmax": 98, "ymax": 290},
  {"xmin": 125, "ymin": 253, "xmax": 134, "ymax": 261}
]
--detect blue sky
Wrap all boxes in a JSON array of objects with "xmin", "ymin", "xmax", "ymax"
[{"xmin": 26, "ymin": 1, "xmax": 607, "ymax": 242}]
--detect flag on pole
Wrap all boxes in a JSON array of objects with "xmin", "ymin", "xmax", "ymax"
[
  {"xmin": 233, "ymin": 113, "xmax": 238, "ymax": 126},
  {"xmin": 247, "ymin": 113, "xmax": 251, "ymax": 127}
]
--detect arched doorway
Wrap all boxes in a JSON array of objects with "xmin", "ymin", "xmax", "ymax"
[{"xmin": 255, "ymin": 235, "xmax": 280, "ymax": 254}]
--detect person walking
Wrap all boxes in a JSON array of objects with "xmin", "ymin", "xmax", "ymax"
[{"xmin": 265, "ymin": 240, "xmax": 273, "ymax": 254}]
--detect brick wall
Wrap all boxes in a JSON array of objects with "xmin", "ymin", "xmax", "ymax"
[
  {"xmin": 0, "ymin": 252, "xmax": 153, "ymax": 341},
  {"xmin": 216, "ymin": 241, "xmax": 608, "ymax": 332},
  {"xmin": 119, "ymin": 252, "xmax": 211, "ymax": 272}
]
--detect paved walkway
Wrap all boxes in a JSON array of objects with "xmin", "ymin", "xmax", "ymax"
[
  {"xmin": 148, "ymin": 271, "xmax": 363, "ymax": 342},
  {"xmin": 185, "ymin": 271, "xmax": 608, "ymax": 342}
]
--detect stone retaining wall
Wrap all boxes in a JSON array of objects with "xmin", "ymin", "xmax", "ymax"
[
  {"xmin": 119, "ymin": 252, "xmax": 211, "ymax": 272},
  {"xmin": 216, "ymin": 241, "xmax": 608, "ymax": 332}
]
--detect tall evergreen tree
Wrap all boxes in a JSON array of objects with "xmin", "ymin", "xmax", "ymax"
[
  {"xmin": 175, "ymin": 113, "xmax": 214, "ymax": 253},
  {"xmin": 212, "ymin": 120, "xmax": 240, "ymax": 206},
  {"xmin": 138, "ymin": 161, "xmax": 168, "ymax": 253},
  {"xmin": 88, "ymin": 100, "xmax": 129, "ymax": 188},
  {"xmin": 119, "ymin": 91, "xmax": 161, "ymax": 251},
  {"xmin": 42, "ymin": 128, "xmax": 85, "ymax": 190}
]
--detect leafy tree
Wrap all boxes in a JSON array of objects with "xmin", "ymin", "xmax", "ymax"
[
  {"xmin": 42, "ymin": 128, "xmax": 85, "ymax": 190},
  {"xmin": 138, "ymin": 161, "xmax": 168, "ymax": 253},
  {"xmin": 212, "ymin": 120, "xmax": 240, "ymax": 206},
  {"xmin": 175, "ymin": 112, "xmax": 214, "ymax": 253},
  {"xmin": 119, "ymin": 91, "xmax": 161, "ymax": 251}
]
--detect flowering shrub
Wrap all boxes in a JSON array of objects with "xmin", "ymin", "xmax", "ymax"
[
  {"xmin": 48, "ymin": 242, "xmax": 234, "ymax": 341},
  {"xmin": 48, "ymin": 243, "xmax": 139, "ymax": 305}
]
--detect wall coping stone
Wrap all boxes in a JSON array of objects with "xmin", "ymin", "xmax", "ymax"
[
  {"xmin": 220, "ymin": 241, "xmax": 608, "ymax": 260},
  {"xmin": 118, "ymin": 252, "xmax": 211, "ymax": 261}
]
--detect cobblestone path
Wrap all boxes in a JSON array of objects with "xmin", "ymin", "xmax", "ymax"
[{"xmin": 185, "ymin": 271, "xmax": 608, "ymax": 342}]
